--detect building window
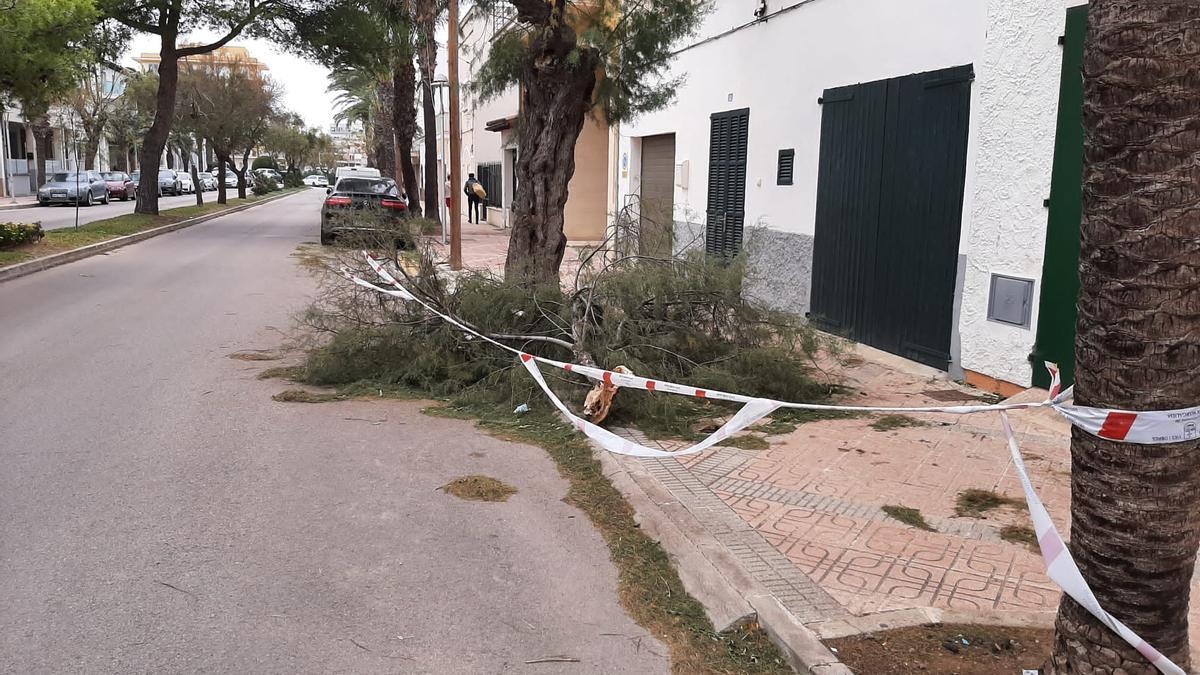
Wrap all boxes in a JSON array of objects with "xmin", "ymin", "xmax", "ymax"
[
  {"xmin": 477, "ymin": 162, "xmax": 502, "ymax": 208},
  {"xmin": 7, "ymin": 122, "xmax": 26, "ymax": 159},
  {"xmin": 777, "ymin": 148, "xmax": 795, "ymax": 186}
]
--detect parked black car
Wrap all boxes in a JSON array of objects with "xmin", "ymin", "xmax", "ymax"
[{"xmin": 320, "ymin": 177, "xmax": 410, "ymax": 246}]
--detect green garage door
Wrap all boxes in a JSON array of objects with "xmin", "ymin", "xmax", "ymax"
[{"xmin": 809, "ymin": 65, "xmax": 974, "ymax": 370}]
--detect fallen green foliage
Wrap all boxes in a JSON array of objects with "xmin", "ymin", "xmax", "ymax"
[
  {"xmin": 293, "ymin": 236, "xmax": 814, "ymax": 672},
  {"xmin": 257, "ymin": 366, "xmax": 306, "ymax": 380},
  {"xmin": 882, "ymin": 505, "xmax": 935, "ymax": 532}
]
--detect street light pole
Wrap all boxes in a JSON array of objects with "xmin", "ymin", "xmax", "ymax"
[
  {"xmin": 72, "ymin": 124, "xmax": 81, "ymax": 231},
  {"xmin": 447, "ymin": 0, "xmax": 463, "ymax": 270}
]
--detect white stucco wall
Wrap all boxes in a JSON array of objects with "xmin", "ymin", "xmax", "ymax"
[
  {"xmin": 460, "ymin": 8, "xmax": 520, "ymax": 170},
  {"xmin": 617, "ymin": 0, "xmax": 987, "ymax": 238},
  {"xmin": 958, "ymin": 1, "xmax": 1086, "ymax": 386},
  {"xmin": 615, "ymin": 0, "xmax": 1087, "ymax": 387}
]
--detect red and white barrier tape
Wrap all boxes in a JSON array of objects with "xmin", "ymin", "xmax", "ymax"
[{"xmin": 344, "ymin": 254, "xmax": 1191, "ymax": 674}]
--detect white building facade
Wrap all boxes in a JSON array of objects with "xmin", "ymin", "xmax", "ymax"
[
  {"xmin": 616, "ymin": 0, "xmax": 1089, "ymax": 392},
  {"xmin": 457, "ymin": 4, "xmax": 615, "ymax": 241}
]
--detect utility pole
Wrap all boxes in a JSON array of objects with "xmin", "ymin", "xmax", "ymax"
[{"xmin": 447, "ymin": 0, "xmax": 463, "ymax": 270}]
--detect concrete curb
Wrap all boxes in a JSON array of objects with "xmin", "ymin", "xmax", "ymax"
[
  {"xmin": 594, "ymin": 449, "xmax": 851, "ymax": 674},
  {"xmin": 0, "ymin": 201, "xmax": 39, "ymax": 212},
  {"xmin": 0, "ymin": 190, "xmax": 302, "ymax": 284},
  {"xmin": 807, "ymin": 607, "xmax": 1055, "ymax": 640}
]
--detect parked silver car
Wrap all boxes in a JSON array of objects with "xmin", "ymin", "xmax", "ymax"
[
  {"xmin": 197, "ymin": 171, "xmax": 218, "ymax": 191},
  {"xmin": 177, "ymin": 171, "xmax": 195, "ymax": 194},
  {"xmin": 38, "ymin": 171, "xmax": 110, "ymax": 206},
  {"xmin": 155, "ymin": 169, "xmax": 183, "ymax": 196}
]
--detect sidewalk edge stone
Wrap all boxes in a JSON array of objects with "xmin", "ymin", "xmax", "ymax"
[
  {"xmin": 594, "ymin": 449, "xmax": 848, "ymax": 674},
  {"xmin": 0, "ymin": 191, "xmax": 302, "ymax": 284}
]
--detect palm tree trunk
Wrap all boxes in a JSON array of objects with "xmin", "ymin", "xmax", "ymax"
[
  {"xmin": 416, "ymin": 0, "xmax": 441, "ymax": 225},
  {"xmin": 394, "ymin": 59, "xmax": 422, "ymax": 217},
  {"xmin": 1047, "ymin": 2, "xmax": 1200, "ymax": 673},
  {"xmin": 373, "ymin": 79, "xmax": 396, "ymax": 180}
]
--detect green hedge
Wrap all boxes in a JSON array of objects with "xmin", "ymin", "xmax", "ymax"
[
  {"xmin": 252, "ymin": 176, "xmax": 278, "ymax": 196},
  {"xmin": 0, "ymin": 222, "xmax": 44, "ymax": 249}
]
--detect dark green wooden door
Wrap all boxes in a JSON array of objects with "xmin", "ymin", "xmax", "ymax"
[
  {"xmin": 1031, "ymin": 5, "xmax": 1087, "ymax": 389},
  {"xmin": 810, "ymin": 65, "xmax": 973, "ymax": 370}
]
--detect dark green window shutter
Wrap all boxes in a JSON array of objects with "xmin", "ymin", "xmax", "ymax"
[
  {"xmin": 777, "ymin": 149, "xmax": 795, "ymax": 185},
  {"xmin": 706, "ymin": 108, "xmax": 750, "ymax": 257}
]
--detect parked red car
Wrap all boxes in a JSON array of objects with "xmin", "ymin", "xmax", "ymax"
[{"xmin": 101, "ymin": 171, "xmax": 136, "ymax": 201}]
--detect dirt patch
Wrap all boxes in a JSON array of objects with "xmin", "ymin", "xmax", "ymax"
[
  {"xmin": 955, "ymin": 488, "xmax": 1026, "ymax": 518},
  {"xmin": 828, "ymin": 623, "xmax": 1052, "ymax": 674},
  {"xmin": 272, "ymin": 389, "xmax": 341, "ymax": 403},
  {"xmin": 440, "ymin": 475, "xmax": 518, "ymax": 502},
  {"xmin": 229, "ymin": 350, "xmax": 282, "ymax": 361},
  {"xmin": 881, "ymin": 505, "xmax": 935, "ymax": 531}
]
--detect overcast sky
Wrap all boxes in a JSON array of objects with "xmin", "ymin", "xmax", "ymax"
[{"xmin": 125, "ymin": 33, "xmax": 339, "ymax": 131}]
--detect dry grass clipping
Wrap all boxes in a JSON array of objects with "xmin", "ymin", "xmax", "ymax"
[
  {"xmin": 272, "ymin": 389, "xmax": 340, "ymax": 403},
  {"xmin": 229, "ymin": 350, "xmax": 282, "ymax": 361},
  {"xmin": 955, "ymin": 488, "xmax": 1026, "ymax": 518},
  {"xmin": 440, "ymin": 475, "xmax": 517, "ymax": 502},
  {"xmin": 882, "ymin": 505, "xmax": 935, "ymax": 531}
]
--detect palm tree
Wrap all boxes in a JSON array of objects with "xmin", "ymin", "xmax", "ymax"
[
  {"xmin": 327, "ymin": 65, "xmax": 395, "ymax": 177},
  {"xmin": 414, "ymin": 0, "xmax": 442, "ymax": 224},
  {"xmin": 1047, "ymin": 2, "xmax": 1200, "ymax": 673}
]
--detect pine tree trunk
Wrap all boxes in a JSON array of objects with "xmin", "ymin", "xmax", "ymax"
[
  {"xmin": 136, "ymin": 42, "xmax": 180, "ymax": 215},
  {"xmin": 394, "ymin": 60, "xmax": 422, "ymax": 216},
  {"xmin": 83, "ymin": 138, "xmax": 100, "ymax": 171},
  {"xmin": 192, "ymin": 165, "xmax": 203, "ymax": 206},
  {"xmin": 236, "ymin": 149, "xmax": 250, "ymax": 199},
  {"xmin": 1047, "ymin": 2, "xmax": 1200, "ymax": 672},
  {"xmin": 504, "ymin": 21, "xmax": 598, "ymax": 285},
  {"xmin": 373, "ymin": 79, "xmax": 396, "ymax": 180},
  {"xmin": 216, "ymin": 154, "xmax": 230, "ymax": 204},
  {"xmin": 30, "ymin": 114, "xmax": 53, "ymax": 187}
]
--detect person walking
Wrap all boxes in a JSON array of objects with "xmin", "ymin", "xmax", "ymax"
[{"xmin": 464, "ymin": 172, "xmax": 486, "ymax": 224}]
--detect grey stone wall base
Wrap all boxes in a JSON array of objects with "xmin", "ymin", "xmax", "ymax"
[
  {"xmin": 671, "ymin": 220, "xmax": 816, "ymax": 318},
  {"xmin": 0, "ymin": 191, "xmax": 301, "ymax": 284},
  {"xmin": 0, "ymin": 202, "xmax": 38, "ymax": 212},
  {"xmin": 594, "ymin": 448, "xmax": 847, "ymax": 674}
]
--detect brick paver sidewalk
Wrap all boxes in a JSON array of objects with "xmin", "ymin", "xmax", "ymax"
[
  {"xmin": 616, "ymin": 354, "xmax": 1200, "ymax": 649},
  {"xmin": 421, "ymin": 223, "xmax": 1200, "ymax": 652}
]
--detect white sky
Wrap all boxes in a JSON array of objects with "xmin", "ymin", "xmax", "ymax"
[
  {"xmin": 125, "ymin": 24, "xmax": 455, "ymax": 132},
  {"xmin": 125, "ymin": 33, "xmax": 338, "ymax": 131}
]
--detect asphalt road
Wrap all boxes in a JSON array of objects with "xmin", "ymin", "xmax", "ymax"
[{"xmin": 0, "ymin": 189, "xmax": 667, "ymax": 674}]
